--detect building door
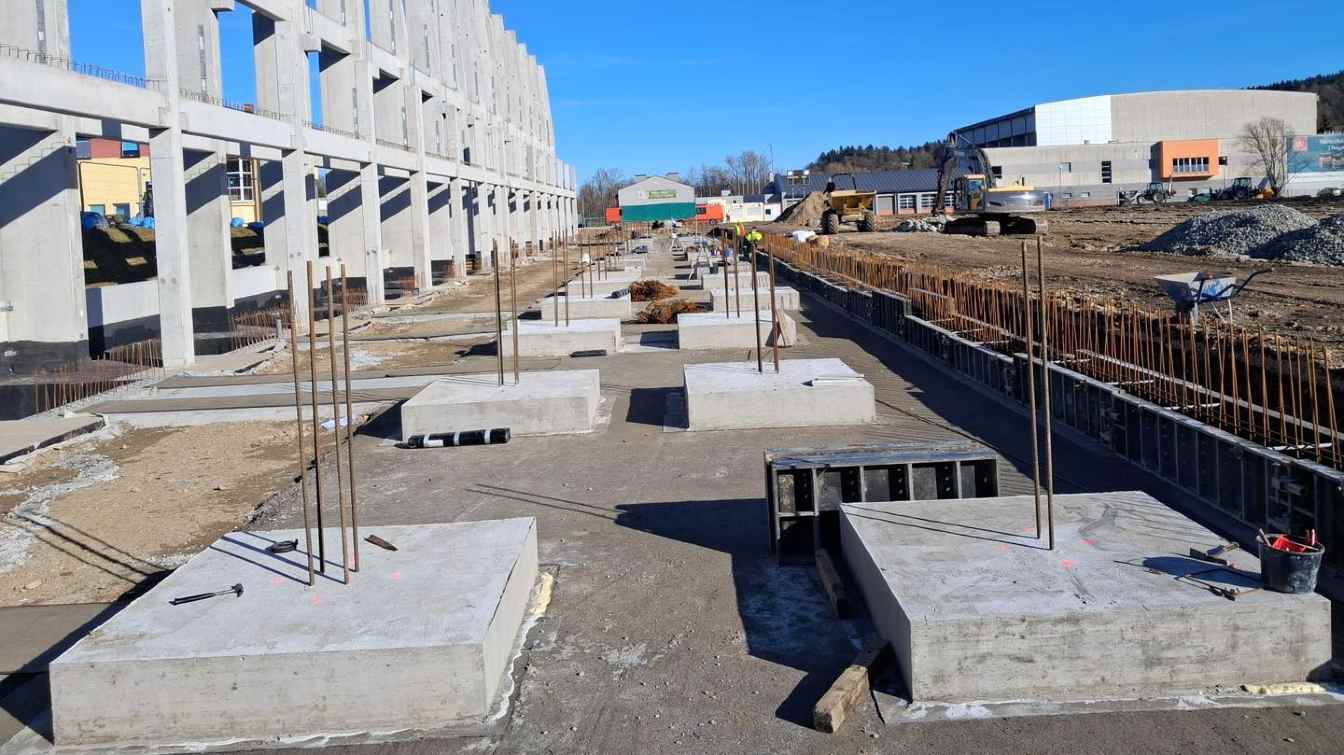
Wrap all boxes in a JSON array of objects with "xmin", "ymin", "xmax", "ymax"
[{"xmin": 876, "ymin": 195, "xmax": 895, "ymax": 216}]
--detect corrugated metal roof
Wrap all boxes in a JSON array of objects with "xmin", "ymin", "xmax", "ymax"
[{"xmin": 769, "ymin": 170, "xmax": 940, "ymax": 199}]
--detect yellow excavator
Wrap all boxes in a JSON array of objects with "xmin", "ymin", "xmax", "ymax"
[{"xmin": 933, "ymin": 133, "xmax": 1047, "ymax": 236}]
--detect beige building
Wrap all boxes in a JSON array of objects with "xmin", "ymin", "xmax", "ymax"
[
  {"xmin": 76, "ymin": 138, "xmax": 261, "ymax": 221},
  {"xmin": 954, "ymin": 90, "xmax": 1325, "ymax": 202}
]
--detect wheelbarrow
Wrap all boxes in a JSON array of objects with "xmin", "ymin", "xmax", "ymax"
[{"xmin": 1154, "ymin": 269, "xmax": 1271, "ymax": 324}]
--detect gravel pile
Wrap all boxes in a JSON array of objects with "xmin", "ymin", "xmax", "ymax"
[
  {"xmin": 896, "ymin": 217, "xmax": 945, "ymax": 233},
  {"xmin": 1255, "ymin": 215, "xmax": 1344, "ymax": 265},
  {"xmin": 1143, "ymin": 205, "xmax": 1316, "ymax": 257},
  {"xmin": 776, "ymin": 192, "xmax": 828, "ymax": 227}
]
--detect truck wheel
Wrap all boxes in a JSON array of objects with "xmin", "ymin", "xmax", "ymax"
[
  {"xmin": 821, "ymin": 211, "xmax": 840, "ymax": 235},
  {"xmin": 858, "ymin": 211, "xmax": 876, "ymax": 232}
]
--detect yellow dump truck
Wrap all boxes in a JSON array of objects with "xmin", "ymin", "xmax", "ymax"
[{"xmin": 821, "ymin": 173, "xmax": 878, "ymax": 235}]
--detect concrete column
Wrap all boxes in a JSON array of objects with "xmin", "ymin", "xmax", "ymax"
[
  {"xmin": 281, "ymin": 148, "xmax": 318, "ymax": 321},
  {"xmin": 143, "ymin": 0, "xmax": 195, "ymax": 368},
  {"xmin": 182, "ymin": 145, "xmax": 234, "ymax": 338},
  {"xmin": 478, "ymin": 184, "xmax": 495, "ymax": 272},
  {"xmin": 408, "ymin": 170, "xmax": 432, "ymax": 290},
  {"xmin": 253, "ymin": 10, "xmax": 315, "ymax": 320},
  {"xmin": 427, "ymin": 180, "xmax": 453, "ymax": 283},
  {"xmin": 360, "ymin": 163, "xmax": 386, "ymax": 302},
  {"xmin": 449, "ymin": 177, "xmax": 467, "ymax": 279},
  {"xmin": 324, "ymin": 168, "xmax": 368, "ymax": 287},
  {"xmin": 0, "ymin": 119, "xmax": 88, "ymax": 373}
]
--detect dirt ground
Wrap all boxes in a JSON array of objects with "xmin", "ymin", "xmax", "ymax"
[
  {"xmin": 0, "ymin": 251, "xmax": 582, "ymax": 607},
  {"xmin": 0, "ymin": 422, "xmax": 297, "ymax": 606},
  {"xmin": 766, "ymin": 198, "xmax": 1344, "ymax": 357}
]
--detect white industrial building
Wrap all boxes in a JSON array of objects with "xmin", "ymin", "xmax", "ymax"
[
  {"xmin": 955, "ymin": 90, "xmax": 1332, "ymax": 203},
  {"xmin": 0, "ymin": 0, "xmax": 576, "ymax": 378}
]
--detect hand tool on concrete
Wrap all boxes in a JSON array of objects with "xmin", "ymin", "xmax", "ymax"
[
  {"xmin": 1189, "ymin": 542, "xmax": 1240, "ymax": 565},
  {"xmin": 366, "ymin": 535, "xmax": 398, "ymax": 551},
  {"xmin": 169, "ymin": 584, "xmax": 243, "ymax": 606},
  {"xmin": 266, "ymin": 540, "xmax": 299, "ymax": 555}
]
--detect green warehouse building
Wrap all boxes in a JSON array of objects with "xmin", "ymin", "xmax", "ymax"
[{"xmin": 617, "ymin": 174, "xmax": 697, "ymax": 223}]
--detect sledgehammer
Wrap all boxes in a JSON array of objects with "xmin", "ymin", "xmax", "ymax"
[{"xmin": 170, "ymin": 583, "xmax": 244, "ymax": 606}]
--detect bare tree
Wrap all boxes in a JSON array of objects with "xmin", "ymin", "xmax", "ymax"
[
  {"xmin": 724, "ymin": 150, "xmax": 772, "ymax": 196},
  {"xmin": 1240, "ymin": 117, "xmax": 1295, "ymax": 193},
  {"xmin": 577, "ymin": 168, "xmax": 629, "ymax": 220}
]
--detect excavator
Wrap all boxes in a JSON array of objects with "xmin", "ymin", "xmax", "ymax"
[{"xmin": 932, "ymin": 133, "xmax": 1047, "ymax": 236}]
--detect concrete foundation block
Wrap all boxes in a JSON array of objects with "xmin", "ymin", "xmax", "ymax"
[
  {"xmin": 711, "ymin": 286, "xmax": 799, "ymax": 312},
  {"xmin": 49, "ymin": 519, "xmax": 539, "ymax": 748},
  {"xmin": 840, "ymin": 492, "xmax": 1334, "ymax": 704},
  {"xmin": 502, "ymin": 319, "xmax": 622, "ymax": 357},
  {"xmin": 401, "ymin": 369, "xmax": 601, "ymax": 438},
  {"xmin": 682, "ymin": 358, "xmax": 874, "ymax": 431},
  {"xmin": 695, "ymin": 270, "xmax": 771, "ymax": 290},
  {"xmin": 676, "ymin": 311, "xmax": 796, "ymax": 351},
  {"xmin": 539, "ymin": 295, "xmax": 633, "ymax": 321}
]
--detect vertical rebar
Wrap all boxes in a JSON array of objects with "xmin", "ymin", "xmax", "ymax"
[
  {"xmin": 286, "ymin": 272, "xmax": 317, "ymax": 587},
  {"xmin": 1277, "ymin": 335, "xmax": 1289, "ymax": 446},
  {"xmin": 1323, "ymin": 346, "xmax": 1339, "ymax": 468},
  {"xmin": 1309, "ymin": 342, "xmax": 1322, "ymax": 462},
  {"xmin": 1259, "ymin": 329, "xmax": 1270, "ymax": 445},
  {"xmin": 768, "ymin": 242, "xmax": 780, "ymax": 372},
  {"xmin": 493, "ymin": 243, "xmax": 505, "ymax": 387},
  {"xmin": 1036, "ymin": 239, "xmax": 1055, "ymax": 551},
  {"xmin": 325, "ymin": 268, "xmax": 351, "ymax": 585},
  {"xmin": 1020, "ymin": 241, "xmax": 1043, "ymax": 541},
  {"xmin": 553, "ymin": 236, "xmax": 560, "ymax": 327},
  {"xmin": 564, "ymin": 239, "xmax": 570, "ymax": 326},
  {"xmin": 752, "ymin": 240, "xmax": 763, "ymax": 372},
  {"xmin": 511, "ymin": 243, "xmax": 520, "ymax": 385},
  {"xmin": 340, "ymin": 266, "xmax": 360, "ymax": 573},
  {"xmin": 305, "ymin": 261, "xmax": 326, "ymax": 572}
]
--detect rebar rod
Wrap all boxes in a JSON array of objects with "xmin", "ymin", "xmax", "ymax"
[
  {"xmin": 511, "ymin": 243, "xmax": 520, "ymax": 385},
  {"xmin": 286, "ymin": 272, "xmax": 316, "ymax": 587},
  {"xmin": 1277, "ymin": 335, "xmax": 1289, "ymax": 446},
  {"xmin": 493, "ymin": 244, "xmax": 505, "ymax": 387},
  {"xmin": 1020, "ymin": 241, "xmax": 1043, "ymax": 541},
  {"xmin": 1309, "ymin": 341, "xmax": 1322, "ymax": 463},
  {"xmin": 325, "ymin": 268, "xmax": 351, "ymax": 585},
  {"xmin": 340, "ymin": 265, "xmax": 360, "ymax": 573},
  {"xmin": 1036, "ymin": 239, "xmax": 1055, "ymax": 551},
  {"xmin": 1323, "ymin": 345, "xmax": 1339, "ymax": 468},
  {"xmin": 752, "ymin": 239, "xmax": 763, "ymax": 373},
  {"xmin": 305, "ymin": 261, "xmax": 326, "ymax": 572}
]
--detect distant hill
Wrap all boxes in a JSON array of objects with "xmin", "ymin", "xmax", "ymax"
[
  {"xmin": 1253, "ymin": 69, "xmax": 1343, "ymax": 132},
  {"xmin": 807, "ymin": 143, "xmax": 943, "ymax": 175}
]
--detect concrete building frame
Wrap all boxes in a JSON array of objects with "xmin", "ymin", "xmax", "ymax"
[{"xmin": 0, "ymin": 0, "xmax": 577, "ymax": 374}]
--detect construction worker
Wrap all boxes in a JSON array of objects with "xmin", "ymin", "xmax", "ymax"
[{"xmin": 745, "ymin": 228, "xmax": 764, "ymax": 255}]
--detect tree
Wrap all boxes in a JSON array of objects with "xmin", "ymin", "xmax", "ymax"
[
  {"xmin": 577, "ymin": 168, "xmax": 629, "ymax": 220},
  {"xmin": 724, "ymin": 150, "xmax": 773, "ymax": 196},
  {"xmin": 1240, "ymin": 117, "xmax": 1295, "ymax": 193}
]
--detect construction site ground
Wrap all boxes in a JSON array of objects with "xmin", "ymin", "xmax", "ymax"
[
  {"xmin": 766, "ymin": 198, "xmax": 1344, "ymax": 356},
  {"xmin": 1, "ymin": 235, "xmax": 1341, "ymax": 753}
]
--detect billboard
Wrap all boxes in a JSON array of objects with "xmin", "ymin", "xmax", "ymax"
[{"xmin": 1288, "ymin": 134, "xmax": 1344, "ymax": 174}]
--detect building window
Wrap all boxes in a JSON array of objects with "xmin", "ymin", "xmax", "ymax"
[
  {"xmin": 1172, "ymin": 157, "xmax": 1210, "ymax": 174},
  {"xmin": 227, "ymin": 158, "xmax": 254, "ymax": 202},
  {"xmin": 898, "ymin": 194, "xmax": 917, "ymax": 210},
  {"xmin": 121, "ymin": 141, "xmax": 140, "ymax": 158},
  {"xmin": 919, "ymin": 192, "xmax": 936, "ymax": 209},
  {"xmin": 89, "ymin": 203, "xmax": 106, "ymax": 215},
  {"xmin": 991, "ymin": 166, "xmax": 1002, "ymax": 180},
  {"xmin": 1079, "ymin": 192, "xmax": 1091, "ymax": 198},
  {"xmin": 1057, "ymin": 161, "xmax": 1072, "ymax": 173},
  {"xmin": 76, "ymin": 139, "xmax": 91, "ymax": 159},
  {"xmin": 114, "ymin": 202, "xmax": 131, "ymax": 218},
  {"xmin": 1101, "ymin": 161, "xmax": 1112, "ymax": 184}
]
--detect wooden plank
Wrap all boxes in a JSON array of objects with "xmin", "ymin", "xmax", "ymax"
[
  {"xmin": 814, "ymin": 550, "xmax": 852, "ymax": 619},
  {"xmin": 813, "ymin": 641, "xmax": 887, "ymax": 734}
]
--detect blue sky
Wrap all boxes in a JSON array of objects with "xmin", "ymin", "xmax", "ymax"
[{"xmin": 73, "ymin": 0, "xmax": 1344, "ymax": 183}]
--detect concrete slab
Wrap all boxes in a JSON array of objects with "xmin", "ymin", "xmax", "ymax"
[
  {"xmin": 0, "ymin": 416, "xmax": 105, "ymax": 465},
  {"xmin": 401, "ymin": 369, "xmax": 601, "ymax": 438},
  {"xmin": 840, "ymin": 492, "xmax": 1333, "ymax": 704},
  {"xmin": 711, "ymin": 286, "xmax": 800, "ymax": 312},
  {"xmin": 539, "ymin": 295, "xmax": 632, "ymax": 321},
  {"xmin": 501, "ymin": 319, "xmax": 622, "ymax": 357},
  {"xmin": 48, "ymin": 520, "xmax": 539, "ymax": 748},
  {"xmin": 682, "ymin": 359, "xmax": 874, "ymax": 431},
  {"xmin": 694, "ymin": 270, "xmax": 771, "ymax": 290},
  {"xmin": 676, "ymin": 311, "xmax": 797, "ymax": 351}
]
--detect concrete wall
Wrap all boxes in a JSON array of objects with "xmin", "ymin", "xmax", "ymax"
[
  {"xmin": 0, "ymin": 0, "xmax": 576, "ymax": 384},
  {"xmin": 618, "ymin": 176, "xmax": 695, "ymax": 208},
  {"xmin": 1111, "ymin": 90, "xmax": 1318, "ymax": 143}
]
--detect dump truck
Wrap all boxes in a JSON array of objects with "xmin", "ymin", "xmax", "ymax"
[
  {"xmin": 820, "ymin": 173, "xmax": 878, "ymax": 235},
  {"xmin": 933, "ymin": 134, "xmax": 1047, "ymax": 236}
]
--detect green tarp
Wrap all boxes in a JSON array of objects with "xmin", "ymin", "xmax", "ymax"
[{"xmin": 618, "ymin": 202, "xmax": 697, "ymax": 223}]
